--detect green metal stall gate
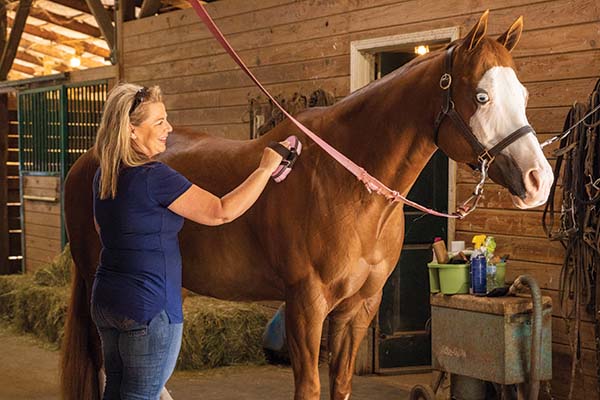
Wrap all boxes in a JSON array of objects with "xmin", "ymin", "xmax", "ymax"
[{"xmin": 18, "ymin": 81, "xmax": 107, "ymax": 272}]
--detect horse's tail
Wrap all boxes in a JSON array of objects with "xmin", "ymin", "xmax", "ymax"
[{"xmin": 60, "ymin": 264, "xmax": 100, "ymax": 400}]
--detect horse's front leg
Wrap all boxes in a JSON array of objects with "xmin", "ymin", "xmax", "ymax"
[
  {"xmin": 327, "ymin": 291, "xmax": 383, "ymax": 400},
  {"xmin": 285, "ymin": 280, "xmax": 329, "ymax": 400}
]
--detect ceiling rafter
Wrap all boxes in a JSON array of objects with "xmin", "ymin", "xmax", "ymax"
[
  {"xmin": 8, "ymin": 16, "xmax": 110, "ymax": 59},
  {"xmin": 29, "ymin": 6, "xmax": 101, "ymax": 38}
]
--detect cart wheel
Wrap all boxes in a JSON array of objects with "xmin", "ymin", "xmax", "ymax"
[{"xmin": 409, "ymin": 384, "xmax": 436, "ymax": 400}]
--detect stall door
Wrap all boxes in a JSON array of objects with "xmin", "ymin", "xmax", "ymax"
[{"xmin": 375, "ymin": 51, "xmax": 449, "ymax": 372}]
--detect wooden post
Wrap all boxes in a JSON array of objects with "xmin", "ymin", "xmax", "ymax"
[
  {"xmin": 0, "ymin": 0, "xmax": 8, "ymax": 274},
  {"xmin": 0, "ymin": 0, "xmax": 32, "ymax": 80},
  {"xmin": 85, "ymin": 0, "xmax": 115, "ymax": 61},
  {"xmin": 0, "ymin": 92, "xmax": 7, "ymax": 274}
]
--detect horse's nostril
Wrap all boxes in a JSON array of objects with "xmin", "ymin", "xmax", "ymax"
[{"xmin": 526, "ymin": 168, "xmax": 541, "ymax": 192}]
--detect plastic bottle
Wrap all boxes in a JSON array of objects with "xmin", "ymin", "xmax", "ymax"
[
  {"xmin": 470, "ymin": 249, "xmax": 487, "ymax": 295},
  {"xmin": 432, "ymin": 237, "xmax": 449, "ymax": 264}
]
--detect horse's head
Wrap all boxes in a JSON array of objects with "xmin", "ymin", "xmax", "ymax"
[{"xmin": 434, "ymin": 11, "xmax": 553, "ymax": 209}]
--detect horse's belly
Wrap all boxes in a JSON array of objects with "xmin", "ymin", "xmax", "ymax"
[{"xmin": 179, "ymin": 222, "xmax": 285, "ymax": 301}]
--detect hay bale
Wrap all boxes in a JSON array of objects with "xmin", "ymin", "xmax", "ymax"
[
  {"xmin": 1, "ymin": 245, "xmax": 272, "ymax": 369},
  {"xmin": 0, "ymin": 273, "xmax": 68, "ymax": 347},
  {"xmin": 33, "ymin": 243, "xmax": 72, "ymax": 287},
  {"xmin": 178, "ymin": 295, "xmax": 270, "ymax": 370},
  {"xmin": 0, "ymin": 245, "xmax": 72, "ymax": 346}
]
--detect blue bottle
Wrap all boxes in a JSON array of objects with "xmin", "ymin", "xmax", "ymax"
[{"xmin": 470, "ymin": 253, "xmax": 487, "ymax": 295}]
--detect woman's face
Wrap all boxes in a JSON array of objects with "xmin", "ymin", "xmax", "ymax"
[{"xmin": 131, "ymin": 102, "xmax": 173, "ymax": 158}]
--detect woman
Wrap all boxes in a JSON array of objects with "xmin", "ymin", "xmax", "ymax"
[{"xmin": 92, "ymin": 83, "xmax": 288, "ymax": 399}]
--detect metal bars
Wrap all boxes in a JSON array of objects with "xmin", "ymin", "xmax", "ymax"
[{"xmin": 18, "ymin": 81, "xmax": 107, "ymax": 175}]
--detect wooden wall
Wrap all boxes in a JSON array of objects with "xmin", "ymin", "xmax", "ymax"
[
  {"xmin": 0, "ymin": 92, "xmax": 21, "ymax": 274},
  {"xmin": 22, "ymin": 175, "xmax": 61, "ymax": 274},
  {"xmin": 122, "ymin": 1, "xmax": 600, "ymax": 398}
]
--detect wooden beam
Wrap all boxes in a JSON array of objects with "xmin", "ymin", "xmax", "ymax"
[
  {"xmin": 11, "ymin": 62, "xmax": 35, "ymax": 75},
  {"xmin": 85, "ymin": 0, "xmax": 115, "ymax": 61},
  {"xmin": 139, "ymin": 0, "xmax": 163, "ymax": 18},
  {"xmin": 0, "ymin": 1, "xmax": 7, "ymax": 61},
  {"xmin": 16, "ymin": 50, "xmax": 69, "ymax": 72},
  {"xmin": 29, "ymin": 6, "xmax": 101, "ymax": 38},
  {"xmin": 0, "ymin": 93, "xmax": 7, "ymax": 274},
  {"xmin": 8, "ymin": 16, "xmax": 110, "ymax": 59},
  {"xmin": 48, "ymin": 0, "xmax": 93, "ymax": 15},
  {"xmin": 0, "ymin": 1, "xmax": 8, "ymax": 274},
  {"xmin": 19, "ymin": 37, "xmax": 105, "ymax": 69},
  {"xmin": 0, "ymin": 0, "xmax": 32, "ymax": 80}
]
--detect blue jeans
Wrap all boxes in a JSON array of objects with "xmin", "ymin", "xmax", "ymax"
[{"xmin": 91, "ymin": 304, "xmax": 183, "ymax": 400}]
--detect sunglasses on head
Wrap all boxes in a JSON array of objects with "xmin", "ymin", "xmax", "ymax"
[{"xmin": 129, "ymin": 87, "xmax": 148, "ymax": 116}]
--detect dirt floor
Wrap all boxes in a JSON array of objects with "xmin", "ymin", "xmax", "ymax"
[{"xmin": 0, "ymin": 322, "xmax": 431, "ymax": 400}]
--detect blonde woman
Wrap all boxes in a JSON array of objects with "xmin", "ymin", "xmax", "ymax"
[{"xmin": 92, "ymin": 83, "xmax": 288, "ymax": 399}]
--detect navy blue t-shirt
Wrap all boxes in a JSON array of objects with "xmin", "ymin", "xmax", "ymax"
[{"xmin": 92, "ymin": 161, "xmax": 193, "ymax": 324}]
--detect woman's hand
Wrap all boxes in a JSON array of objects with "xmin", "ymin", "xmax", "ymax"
[{"xmin": 260, "ymin": 140, "xmax": 290, "ymax": 173}]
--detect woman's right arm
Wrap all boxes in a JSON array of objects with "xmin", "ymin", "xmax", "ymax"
[{"xmin": 168, "ymin": 146, "xmax": 285, "ymax": 226}]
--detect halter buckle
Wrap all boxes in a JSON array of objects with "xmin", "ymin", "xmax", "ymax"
[
  {"xmin": 477, "ymin": 150, "xmax": 495, "ymax": 165},
  {"xmin": 440, "ymin": 73, "xmax": 452, "ymax": 90}
]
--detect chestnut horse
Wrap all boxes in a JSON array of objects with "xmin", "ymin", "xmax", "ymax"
[{"xmin": 61, "ymin": 11, "xmax": 552, "ymax": 400}]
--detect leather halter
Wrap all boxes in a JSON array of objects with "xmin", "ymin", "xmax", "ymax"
[{"xmin": 433, "ymin": 46, "xmax": 535, "ymax": 167}]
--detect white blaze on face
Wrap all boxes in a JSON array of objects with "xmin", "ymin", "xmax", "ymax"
[{"xmin": 469, "ymin": 66, "xmax": 553, "ymax": 208}]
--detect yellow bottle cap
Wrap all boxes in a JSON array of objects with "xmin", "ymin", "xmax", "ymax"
[{"xmin": 472, "ymin": 234, "xmax": 486, "ymax": 249}]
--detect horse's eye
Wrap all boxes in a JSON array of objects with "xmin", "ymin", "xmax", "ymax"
[{"xmin": 475, "ymin": 91, "xmax": 489, "ymax": 104}]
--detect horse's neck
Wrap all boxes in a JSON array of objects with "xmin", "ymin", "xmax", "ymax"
[{"xmin": 319, "ymin": 63, "xmax": 440, "ymax": 197}]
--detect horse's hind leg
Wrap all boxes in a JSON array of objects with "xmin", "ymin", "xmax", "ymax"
[
  {"xmin": 285, "ymin": 282, "xmax": 329, "ymax": 400},
  {"xmin": 327, "ymin": 292, "xmax": 382, "ymax": 400}
]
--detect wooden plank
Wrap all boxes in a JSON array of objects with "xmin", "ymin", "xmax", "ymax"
[
  {"xmin": 528, "ymin": 78, "xmax": 599, "ymax": 109},
  {"xmin": 124, "ymin": 0, "xmax": 299, "ymax": 36},
  {"xmin": 528, "ymin": 107, "xmax": 571, "ymax": 134},
  {"xmin": 517, "ymin": 50, "xmax": 600, "ymax": 83},
  {"xmin": 8, "ymin": 216, "xmax": 20, "ymax": 230},
  {"xmin": 163, "ymin": 76, "xmax": 349, "ymax": 110},
  {"xmin": 23, "ymin": 199, "xmax": 61, "ymax": 215},
  {"xmin": 22, "ymin": 175, "xmax": 61, "ymax": 191},
  {"xmin": 25, "ymin": 224, "xmax": 60, "ymax": 240},
  {"xmin": 24, "ymin": 256, "xmax": 55, "ymax": 275},
  {"xmin": 124, "ymin": 0, "xmax": 597, "ymax": 64},
  {"xmin": 543, "ymin": 290, "xmax": 595, "ymax": 323},
  {"xmin": 69, "ymin": 65, "xmax": 117, "ymax": 83},
  {"xmin": 504, "ymin": 261, "xmax": 562, "ymax": 290},
  {"xmin": 24, "ymin": 246, "xmax": 60, "ymax": 269},
  {"xmin": 455, "ymin": 231, "xmax": 563, "ymax": 265},
  {"xmin": 553, "ymin": 317, "xmax": 597, "ymax": 351},
  {"xmin": 456, "ymin": 183, "xmax": 562, "ymax": 211},
  {"xmin": 553, "ymin": 342, "xmax": 598, "ymax": 377},
  {"xmin": 26, "ymin": 235, "xmax": 61, "ymax": 253},
  {"xmin": 22, "ymin": 187, "xmax": 60, "ymax": 200},
  {"xmin": 123, "ymin": 0, "xmax": 585, "ymax": 53},
  {"xmin": 456, "ymin": 209, "xmax": 553, "ymax": 239},
  {"xmin": 128, "ymin": 54, "xmax": 348, "ymax": 94},
  {"xmin": 24, "ymin": 211, "xmax": 61, "ymax": 228}
]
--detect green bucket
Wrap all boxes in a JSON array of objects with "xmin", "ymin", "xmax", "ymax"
[{"xmin": 428, "ymin": 263, "xmax": 470, "ymax": 294}]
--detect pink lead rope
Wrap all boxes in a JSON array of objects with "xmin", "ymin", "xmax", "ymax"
[{"xmin": 189, "ymin": 0, "xmax": 462, "ymax": 219}]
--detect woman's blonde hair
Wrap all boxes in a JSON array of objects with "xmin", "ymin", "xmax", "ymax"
[{"xmin": 94, "ymin": 83, "xmax": 163, "ymax": 199}]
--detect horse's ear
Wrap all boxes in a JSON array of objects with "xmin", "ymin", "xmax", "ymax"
[
  {"xmin": 497, "ymin": 16, "xmax": 523, "ymax": 52},
  {"xmin": 463, "ymin": 10, "xmax": 489, "ymax": 51}
]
